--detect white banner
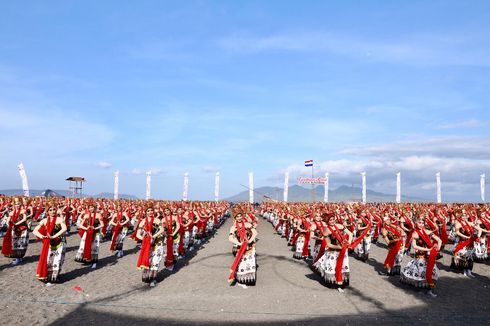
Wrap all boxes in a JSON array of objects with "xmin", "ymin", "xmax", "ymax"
[
  {"xmin": 114, "ymin": 171, "xmax": 120, "ymax": 200},
  {"xmin": 298, "ymin": 177, "xmax": 327, "ymax": 184},
  {"xmin": 436, "ymin": 172, "xmax": 441, "ymax": 203},
  {"xmin": 145, "ymin": 171, "xmax": 151, "ymax": 200},
  {"xmin": 17, "ymin": 163, "xmax": 29, "ymax": 197},
  {"xmin": 214, "ymin": 172, "xmax": 220, "ymax": 202},
  {"xmin": 396, "ymin": 172, "xmax": 401, "ymax": 204},
  {"xmin": 481, "ymin": 174, "xmax": 486, "ymax": 202},
  {"xmin": 183, "ymin": 172, "xmax": 189, "ymax": 201},
  {"xmin": 283, "ymin": 172, "xmax": 289, "ymax": 202},
  {"xmin": 324, "ymin": 172, "xmax": 329, "ymax": 203},
  {"xmin": 361, "ymin": 172, "xmax": 366, "ymax": 204},
  {"xmin": 248, "ymin": 172, "xmax": 254, "ymax": 204}
]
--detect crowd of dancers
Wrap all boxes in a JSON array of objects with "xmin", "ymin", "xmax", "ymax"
[
  {"xmin": 261, "ymin": 202, "xmax": 490, "ymax": 297},
  {"xmin": 0, "ymin": 196, "xmax": 229, "ymax": 287},
  {"xmin": 2, "ymin": 195, "xmax": 489, "ymax": 295}
]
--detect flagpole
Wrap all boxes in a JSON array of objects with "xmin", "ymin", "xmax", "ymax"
[{"xmin": 311, "ymin": 163, "xmax": 315, "ymax": 202}]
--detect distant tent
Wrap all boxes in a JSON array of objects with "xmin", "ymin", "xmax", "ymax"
[{"xmin": 41, "ymin": 189, "xmax": 62, "ymax": 197}]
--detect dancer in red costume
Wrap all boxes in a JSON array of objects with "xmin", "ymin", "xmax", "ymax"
[
  {"xmin": 74, "ymin": 201, "xmax": 104, "ymax": 269},
  {"xmin": 228, "ymin": 211, "xmax": 257, "ymax": 288},
  {"xmin": 401, "ymin": 215, "xmax": 442, "ymax": 298},
  {"xmin": 2, "ymin": 197, "xmax": 30, "ymax": 265},
  {"xmin": 33, "ymin": 202, "xmax": 67, "ymax": 283},
  {"xmin": 109, "ymin": 204, "xmax": 130, "ymax": 258},
  {"xmin": 380, "ymin": 215, "xmax": 405, "ymax": 276},
  {"xmin": 136, "ymin": 204, "xmax": 164, "ymax": 287},
  {"xmin": 312, "ymin": 213, "xmax": 353, "ymax": 292}
]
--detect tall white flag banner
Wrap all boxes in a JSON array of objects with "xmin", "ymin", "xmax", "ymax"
[
  {"xmin": 114, "ymin": 171, "xmax": 120, "ymax": 200},
  {"xmin": 214, "ymin": 172, "xmax": 220, "ymax": 202},
  {"xmin": 145, "ymin": 171, "xmax": 151, "ymax": 200},
  {"xmin": 361, "ymin": 172, "xmax": 367, "ymax": 204},
  {"xmin": 283, "ymin": 172, "xmax": 289, "ymax": 202},
  {"xmin": 396, "ymin": 172, "xmax": 401, "ymax": 204},
  {"xmin": 324, "ymin": 172, "xmax": 329, "ymax": 203},
  {"xmin": 481, "ymin": 174, "xmax": 486, "ymax": 202},
  {"xmin": 436, "ymin": 172, "xmax": 441, "ymax": 203},
  {"xmin": 248, "ymin": 172, "xmax": 254, "ymax": 204},
  {"xmin": 17, "ymin": 163, "xmax": 29, "ymax": 197},
  {"xmin": 183, "ymin": 172, "xmax": 189, "ymax": 201}
]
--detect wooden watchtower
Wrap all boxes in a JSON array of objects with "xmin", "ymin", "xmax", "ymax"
[{"xmin": 66, "ymin": 176, "xmax": 86, "ymax": 198}]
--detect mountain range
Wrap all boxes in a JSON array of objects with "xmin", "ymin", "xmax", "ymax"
[
  {"xmin": 224, "ymin": 185, "xmax": 426, "ymax": 203},
  {"xmin": 0, "ymin": 185, "xmax": 426, "ymax": 203},
  {"xmin": 0, "ymin": 189, "xmax": 138, "ymax": 200}
]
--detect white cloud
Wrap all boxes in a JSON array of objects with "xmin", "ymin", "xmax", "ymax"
[
  {"xmin": 437, "ymin": 119, "xmax": 487, "ymax": 129},
  {"xmin": 0, "ymin": 107, "xmax": 114, "ymax": 158},
  {"xmin": 202, "ymin": 165, "xmax": 219, "ymax": 173},
  {"xmin": 132, "ymin": 168, "xmax": 164, "ymax": 176},
  {"xmin": 149, "ymin": 168, "xmax": 164, "ymax": 176},
  {"xmin": 218, "ymin": 31, "xmax": 490, "ymax": 67},
  {"xmin": 131, "ymin": 168, "xmax": 143, "ymax": 175},
  {"xmin": 339, "ymin": 136, "xmax": 490, "ymax": 160},
  {"xmin": 97, "ymin": 161, "xmax": 112, "ymax": 169},
  {"xmin": 276, "ymin": 135, "xmax": 490, "ymax": 201}
]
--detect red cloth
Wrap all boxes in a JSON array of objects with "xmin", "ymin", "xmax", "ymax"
[
  {"xmin": 313, "ymin": 221, "xmax": 326, "ymax": 264},
  {"xmin": 1, "ymin": 209, "xmax": 20, "ymax": 256},
  {"xmin": 228, "ymin": 221, "xmax": 248, "ymax": 282},
  {"xmin": 72, "ymin": 208, "xmax": 79, "ymax": 224},
  {"xmin": 136, "ymin": 215, "xmax": 155, "ymax": 269},
  {"xmin": 349, "ymin": 221, "xmax": 372, "ymax": 249},
  {"xmin": 328, "ymin": 225, "xmax": 348, "ymax": 284},
  {"xmin": 274, "ymin": 219, "xmax": 284, "ymax": 231},
  {"xmin": 453, "ymin": 220, "xmax": 475, "ymax": 254},
  {"xmin": 301, "ymin": 219, "xmax": 312, "ymax": 257},
  {"xmin": 383, "ymin": 225, "xmax": 402, "ymax": 269},
  {"xmin": 110, "ymin": 212, "xmax": 123, "ymax": 251},
  {"xmin": 415, "ymin": 228, "xmax": 438, "ymax": 286},
  {"xmin": 436, "ymin": 214, "xmax": 449, "ymax": 244},
  {"xmin": 164, "ymin": 215, "xmax": 174, "ymax": 267},
  {"xmin": 130, "ymin": 210, "xmax": 144, "ymax": 241},
  {"xmin": 453, "ymin": 237, "xmax": 475, "ymax": 255},
  {"xmin": 178, "ymin": 214, "xmax": 185, "ymax": 255},
  {"xmin": 36, "ymin": 216, "xmax": 57, "ymax": 280},
  {"xmin": 34, "ymin": 206, "xmax": 44, "ymax": 221},
  {"xmin": 82, "ymin": 213, "xmax": 96, "ymax": 261}
]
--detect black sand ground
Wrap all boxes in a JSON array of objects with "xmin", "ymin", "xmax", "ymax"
[{"xmin": 0, "ymin": 217, "xmax": 489, "ymax": 325}]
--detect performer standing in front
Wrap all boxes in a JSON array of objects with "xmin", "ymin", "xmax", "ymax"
[
  {"xmin": 401, "ymin": 216, "xmax": 441, "ymax": 298},
  {"xmin": 313, "ymin": 213, "xmax": 353, "ymax": 292},
  {"xmin": 2, "ymin": 197, "xmax": 31, "ymax": 265},
  {"xmin": 109, "ymin": 204, "xmax": 130, "ymax": 258},
  {"xmin": 228, "ymin": 212, "xmax": 257, "ymax": 288},
  {"xmin": 74, "ymin": 201, "xmax": 104, "ymax": 269},
  {"xmin": 451, "ymin": 210, "xmax": 476, "ymax": 277},
  {"xmin": 33, "ymin": 202, "xmax": 67, "ymax": 283},
  {"xmin": 136, "ymin": 204, "xmax": 164, "ymax": 287},
  {"xmin": 380, "ymin": 216, "xmax": 405, "ymax": 276}
]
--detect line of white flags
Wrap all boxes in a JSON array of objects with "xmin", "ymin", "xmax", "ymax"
[
  {"xmin": 281, "ymin": 170, "xmax": 486, "ymax": 203},
  {"xmin": 13, "ymin": 164, "xmax": 488, "ymax": 203}
]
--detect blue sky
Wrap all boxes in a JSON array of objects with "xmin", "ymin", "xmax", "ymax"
[{"xmin": 1, "ymin": 1, "xmax": 490, "ymax": 201}]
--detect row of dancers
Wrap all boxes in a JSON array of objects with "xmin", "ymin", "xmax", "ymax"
[
  {"xmin": 0, "ymin": 196, "xmax": 229, "ymax": 286},
  {"xmin": 261, "ymin": 202, "xmax": 490, "ymax": 297}
]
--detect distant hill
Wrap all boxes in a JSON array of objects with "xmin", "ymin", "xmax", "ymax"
[
  {"xmin": 0, "ymin": 189, "xmax": 138, "ymax": 199},
  {"xmin": 225, "ymin": 184, "xmax": 427, "ymax": 203},
  {"xmin": 0, "ymin": 189, "xmax": 73, "ymax": 197},
  {"xmin": 95, "ymin": 192, "xmax": 139, "ymax": 200}
]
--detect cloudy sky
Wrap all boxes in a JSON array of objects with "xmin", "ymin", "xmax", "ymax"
[{"xmin": 1, "ymin": 1, "xmax": 489, "ymax": 202}]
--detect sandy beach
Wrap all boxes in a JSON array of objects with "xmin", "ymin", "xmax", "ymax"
[{"xmin": 0, "ymin": 216, "xmax": 488, "ymax": 325}]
